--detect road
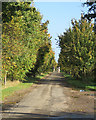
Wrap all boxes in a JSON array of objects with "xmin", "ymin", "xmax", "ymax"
[{"xmin": 2, "ymin": 72, "xmax": 94, "ymax": 120}]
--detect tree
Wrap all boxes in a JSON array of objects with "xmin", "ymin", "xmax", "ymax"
[
  {"xmin": 83, "ymin": 2, "xmax": 96, "ymax": 19},
  {"xmin": 2, "ymin": 2, "xmax": 56, "ymax": 82},
  {"xmin": 58, "ymin": 16, "xmax": 95, "ymax": 81},
  {"xmin": 83, "ymin": 1, "xmax": 96, "ymax": 79}
]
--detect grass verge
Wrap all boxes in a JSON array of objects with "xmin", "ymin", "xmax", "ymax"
[
  {"xmin": 2, "ymin": 83, "xmax": 33, "ymax": 101},
  {"xmin": 62, "ymin": 72, "xmax": 96, "ymax": 91},
  {"xmin": 2, "ymin": 72, "xmax": 50, "ymax": 101}
]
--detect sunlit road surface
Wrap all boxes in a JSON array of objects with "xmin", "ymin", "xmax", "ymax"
[{"xmin": 2, "ymin": 72, "xmax": 95, "ymax": 120}]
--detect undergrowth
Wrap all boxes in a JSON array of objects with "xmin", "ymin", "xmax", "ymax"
[{"xmin": 63, "ymin": 72, "xmax": 96, "ymax": 91}]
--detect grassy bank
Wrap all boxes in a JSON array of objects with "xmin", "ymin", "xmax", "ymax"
[
  {"xmin": 62, "ymin": 72, "xmax": 96, "ymax": 91},
  {"xmin": 2, "ymin": 72, "xmax": 50, "ymax": 101}
]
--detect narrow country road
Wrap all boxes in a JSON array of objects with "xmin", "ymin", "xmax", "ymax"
[{"xmin": 2, "ymin": 72, "xmax": 94, "ymax": 120}]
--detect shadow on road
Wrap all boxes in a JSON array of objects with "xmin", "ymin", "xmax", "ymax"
[
  {"xmin": 33, "ymin": 72, "xmax": 71, "ymax": 88},
  {"xmin": 2, "ymin": 117, "xmax": 95, "ymax": 120},
  {"xmin": 2, "ymin": 111, "xmax": 95, "ymax": 120}
]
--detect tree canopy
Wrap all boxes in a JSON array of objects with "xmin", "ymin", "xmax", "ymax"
[
  {"xmin": 2, "ymin": 2, "xmax": 57, "ymax": 82},
  {"xmin": 58, "ymin": 16, "xmax": 96, "ymax": 81}
]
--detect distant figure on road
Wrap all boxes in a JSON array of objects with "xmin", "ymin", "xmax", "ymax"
[
  {"xmin": 57, "ymin": 67, "xmax": 60, "ymax": 73},
  {"xmin": 53, "ymin": 67, "xmax": 55, "ymax": 72}
]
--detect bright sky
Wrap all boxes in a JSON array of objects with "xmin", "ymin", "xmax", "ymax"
[{"xmin": 34, "ymin": 2, "xmax": 88, "ymax": 63}]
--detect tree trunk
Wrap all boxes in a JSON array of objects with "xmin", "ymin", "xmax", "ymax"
[{"xmin": 4, "ymin": 72, "xmax": 7, "ymax": 87}]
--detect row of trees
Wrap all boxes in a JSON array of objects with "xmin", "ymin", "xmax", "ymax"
[
  {"xmin": 58, "ymin": 16, "xmax": 96, "ymax": 81},
  {"xmin": 2, "ymin": 2, "xmax": 57, "ymax": 82}
]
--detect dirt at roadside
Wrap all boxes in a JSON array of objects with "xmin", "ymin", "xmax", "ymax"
[
  {"xmin": 62, "ymin": 86, "xmax": 94, "ymax": 114},
  {"xmin": 2, "ymin": 85, "xmax": 36, "ymax": 110}
]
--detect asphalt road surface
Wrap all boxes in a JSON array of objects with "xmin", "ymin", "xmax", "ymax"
[{"xmin": 2, "ymin": 72, "xmax": 95, "ymax": 120}]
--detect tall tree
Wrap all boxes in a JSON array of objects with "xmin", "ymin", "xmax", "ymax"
[
  {"xmin": 58, "ymin": 17, "xmax": 95, "ymax": 81},
  {"xmin": 83, "ymin": 0, "xmax": 96, "ymax": 79},
  {"xmin": 2, "ymin": 2, "xmax": 56, "ymax": 82}
]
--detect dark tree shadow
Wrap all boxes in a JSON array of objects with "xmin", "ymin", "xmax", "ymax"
[{"xmin": 26, "ymin": 45, "xmax": 50, "ymax": 78}]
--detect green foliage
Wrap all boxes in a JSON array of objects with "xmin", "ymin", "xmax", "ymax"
[
  {"xmin": 85, "ymin": 86, "xmax": 96, "ymax": 91},
  {"xmin": 2, "ymin": 2, "xmax": 56, "ymax": 82},
  {"xmin": 58, "ymin": 16, "xmax": 96, "ymax": 81}
]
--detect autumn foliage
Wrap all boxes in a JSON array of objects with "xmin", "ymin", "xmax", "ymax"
[{"xmin": 2, "ymin": 2, "xmax": 56, "ymax": 82}]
